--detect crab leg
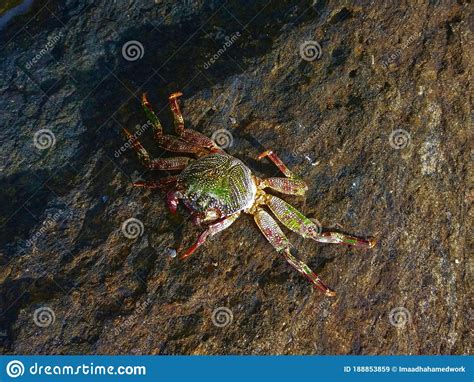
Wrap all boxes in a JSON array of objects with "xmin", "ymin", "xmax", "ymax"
[
  {"xmin": 257, "ymin": 177, "xmax": 308, "ymax": 196},
  {"xmin": 122, "ymin": 127, "xmax": 191, "ymax": 170},
  {"xmin": 258, "ymin": 150, "xmax": 303, "ymax": 180},
  {"xmin": 180, "ymin": 213, "xmax": 240, "ymax": 260},
  {"xmin": 132, "ymin": 176, "xmax": 179, "ymax": 189},
  {"xmin": 253, "ymin": 208, "xmax": 335, "ymax": 296},
  {"xmin": 264, "ymin": 194, "xmax": 375, "ymax": 248},
  {"xmin": 167, "ymin": 92, "xmax": 186, "ymax": 135},
  {"xmin": 168, "ymin": 92, "xmax": 223, "ymax": 153},
  {"xmin": 132, "ymin": 177, "xmax": 182, "ymax": 214},
  {"xmin": 316, "ymin": 231, "xmax": 376, "ymax": 248},
  {"xmin": 141, "ymin": 93, "xmax": 203, "ymax": 154}
]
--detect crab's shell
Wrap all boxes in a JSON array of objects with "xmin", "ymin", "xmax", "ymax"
[{"xmin": 178, "ymin": 153, "xmax": 256, "ymax": 216}]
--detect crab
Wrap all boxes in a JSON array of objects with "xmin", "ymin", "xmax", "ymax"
[{"xmin": 122, "ymin": 92, "xmax": 376, "ymax": 297}]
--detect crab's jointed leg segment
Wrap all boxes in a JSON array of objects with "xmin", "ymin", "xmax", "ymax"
[
  {"xmin": 317, "ymin": 231, "xmax": 376, "ymax": 248},
  {"xmin": 179, "ymin": 213, "xmax": 240, "ymax": 260},
  {"xmin": 258, "ymin": 177, "xmax": 308, "ymax": 196},
  {"xmin": 168, "ymin": 92, "xmax": 185, "ymax": 135},
  {"xmin": 145, "ymin": 157, "xmax": 191, "ymax": 171},
  {"xmin": 133, "ymin": 176, "xmax": 179, "ymax": 189},
  {"xmin": 122, "ymin": 127, "xmax": 191, "ymax": 170},
  {"xmin": 141, "ymin": 93, "xmax": 165, "ymax": 137},
  {"xmin": 264, "ymin": 194, "xmax": 321, "ymax": 240},
  {"xmin": 168, "ymin": 92, "xmax": 223, "ymax": 153},
  {"xmin": 257, "ymin": 150, "xmax": 304, "ymax": 181},
  {"xmin": 253, "ymin": 208, "xmax": 335, "ymax": 296},
  {"xmin": 264, "ymin": 194, "xmax": 375, "ymax": 248},
  {"xmin": 141, "ymin": 93, "xmax": 203, "ymax": 154}
]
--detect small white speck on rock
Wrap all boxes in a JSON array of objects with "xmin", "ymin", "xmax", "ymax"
[{"xmin": 165, "ymin": 248, "xmax": 176, "ymax": 258}]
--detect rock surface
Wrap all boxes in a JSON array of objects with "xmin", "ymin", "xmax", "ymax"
[{"xmin": 0, "ymin": 0, "xmax": 471, "ymax": 355}]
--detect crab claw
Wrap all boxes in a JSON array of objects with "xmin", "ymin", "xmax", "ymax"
[
  {"xmin": 179, "ymin": 214, "xmax": 240, "ymax": 261},
  {"xmin": 166, "ymin": 191, "xmax": 179, "ymax": 214},
  {"xmin": 179, "ymin": 231, "xmax": 208, "ymax": 260}
]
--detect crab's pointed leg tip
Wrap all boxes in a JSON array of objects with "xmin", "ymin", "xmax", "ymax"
[
  {"xmin": 142, "ymin": 93, "xmax": 149, "ymax": 103},
  {"xmin": 169, "ymin": 92, "xmax": 183, "ymax": 100},
  {"xmin": 325, "ymin": 289, "xmax": 336, "ymax": 297}
]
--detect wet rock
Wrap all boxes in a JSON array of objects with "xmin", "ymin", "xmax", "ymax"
[{"xmin": 0, "ymin": 0, "xmax": 470, "ymax": 354}]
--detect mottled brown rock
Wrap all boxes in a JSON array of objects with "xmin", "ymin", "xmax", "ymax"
[{"xmin": 0, "ymin": 0, "xmax": 471, "ymax": 355}]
